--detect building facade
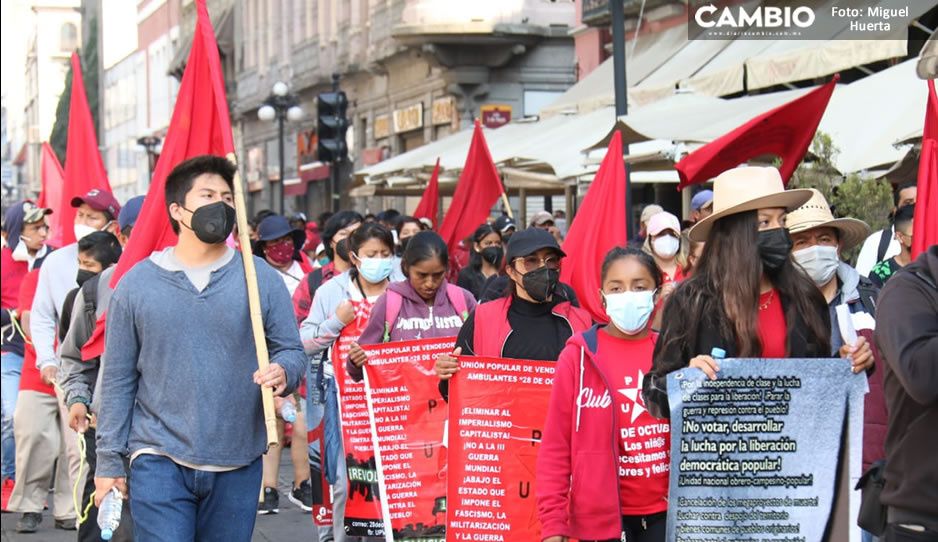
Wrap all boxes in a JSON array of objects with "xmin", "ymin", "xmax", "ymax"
[
  {"xmin": 234, "ymin": 0, "xmax": 577, "ymax": 218},
  {"xmin": 23, "ymin": 0, "xmax": 82, "ymax": 197}
]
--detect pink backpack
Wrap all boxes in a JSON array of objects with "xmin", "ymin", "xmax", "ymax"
[{"xmin": 383, "ymin": 284, "xmax": 469, "ymax": 342}]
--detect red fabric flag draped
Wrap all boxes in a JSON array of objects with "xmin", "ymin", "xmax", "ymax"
[
  {"xmin": 110, "ymin": 0, "xmax": 234, "ymax": 287},
  {"xmin": 675, "ymin": 75, "xmax": 839, "ymax": 190},
  {"xmin": 438, "ymin": 121, "xmax": 505, "ymax": 252},
  {"xmin": 84, "ymin": 0, "xmax": 234, "ymax": 360},
  {"xmin": 560, "ymin": 131, "xmax": 628, "ymax": 323},
  {"xmin": 912, "ymin": 79, "xmax": 938, "ymax": 259},
  {"xmin": 412, "ymin": 158, "xmax": 440, "ymax": 228},
  {"xmin": 58, "ymin": 52, "xmax": 112, "ymax": 246},
  {"xmin": 38, "ymin": 142, "xmax": 66, "ymax": 248}
]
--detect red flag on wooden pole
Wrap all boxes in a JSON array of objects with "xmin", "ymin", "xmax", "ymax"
[
  {"xmin": 675, "ymin": 75, "xmax": 838, "ymax": 190},
  {"xmin": 560, "ymin": 131, "xmax": 628, "ymax": 323},
  {"xmin": 84, "ymin": 0, "xmax": 234, "ymax": 361},
  {"xmin": 412, "ymin": 158, "xmax": 440, "ymax": 228},
  {"xmin": 438, "ymin": 121, "xmax": 505, "ymax": 252},
  {"xmin": 109, "ymin": 0, "xmax": 235, "ymax": 287},
  {"xmin": 38, "ymin": 142, "xmax": 65, "ymax": 248},
  {"xmin": 59, "ymin": 52, "xmax": 112, "ymax": 246},
  {"xmin": 912, "ymin": 79, "xmax": 938, "ymax": 259}
]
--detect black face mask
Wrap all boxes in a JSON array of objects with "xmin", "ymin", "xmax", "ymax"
[
  {"xmin": 758, "ymin": 228, "xmax": 793, "ymax": 274},
  {"xmin": 182, "ymin": 202, "xmax": 236, "ymax": 244},
  {"xmin": 480, "ymin": 246, "xmax": 504, "ymax": 267},
  {"xmin": 335, "ymin": 238, "xmax": 351, "ymax": 263},
  {"xmin": 521, "ymin": 267, "xmax": 560, "ymax": 303},
  {"xmin": 76, "ymin": 269, "xmax": 98, "ymax": 287}
]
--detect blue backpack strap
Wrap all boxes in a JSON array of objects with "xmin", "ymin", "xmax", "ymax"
[
  {"xmin": 383, "ymin": 290, "xmax": 403, "ymax": 343},
  {"xmin": 445, "ymin": 283, "xmax": 469, "ymax": 321}
]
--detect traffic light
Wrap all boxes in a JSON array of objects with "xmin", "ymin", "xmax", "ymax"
[{"xmin": 317, "ymin": 91, "xmax": 349, "ymax": 162}]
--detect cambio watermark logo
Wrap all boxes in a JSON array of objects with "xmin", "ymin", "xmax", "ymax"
[
  {"xmin": 688, "ymin": 1, "xmax": 917, "ymax": 41},
  {"xmin": 695, "ymin": 4, "xmax": 815, "ymax": 30}
]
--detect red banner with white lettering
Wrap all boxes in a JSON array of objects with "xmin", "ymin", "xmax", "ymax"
[
  {"xmin": 335, "ymin": 299, "xmax": 385, "ymax": 538},
  {"xmin": 446, "ymin": 357, "xmax": 555, "ymax": 542},
  {"xmin": 363, "ymin": 338, "xmax": 455, "ymax": 541}
]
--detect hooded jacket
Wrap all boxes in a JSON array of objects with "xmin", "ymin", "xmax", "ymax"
[
  {"xmin": 1, "ymin": 204, "xmax": 50, "ymax": 357},
  {"xmin": 874, "ymin": 245, "xmax": 938, "ymax": 521},
  {"xmin": 349, "ymin": 279, "xmax": 476, "ymax": 381},
  {"xmin": 537, "ymin": 326, "xmax": 666, "ymax": 541}
]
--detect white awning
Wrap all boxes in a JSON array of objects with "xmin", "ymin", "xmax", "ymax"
[
  {"xmin": 817, "ymin": 58, "xmax": 927, "ymax": 173},
  {"xmin": 539, "ymin": 23, "xmax": 689, "ymax": 117}
]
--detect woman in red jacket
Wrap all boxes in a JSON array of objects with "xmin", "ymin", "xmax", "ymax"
[{"xmin": 538, "ymin": 247, "xmax": 668, "ymax": 542}]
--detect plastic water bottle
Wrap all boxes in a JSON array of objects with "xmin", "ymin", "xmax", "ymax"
[
  {"xmin": 280, "ymin": 401, "xmax": 297, "ymax": 423},
  {"xmin": 710, "ymin": 347, "xmax": 726, "ymax": 360},
  {"xmin": 97, "ymin": 487, "xmax": 122, "ymax": 540}
]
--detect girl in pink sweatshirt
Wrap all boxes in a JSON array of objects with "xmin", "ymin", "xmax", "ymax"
[{"xmin": 537, "ymin": 247, "xmax": 668, "ymax": 542}]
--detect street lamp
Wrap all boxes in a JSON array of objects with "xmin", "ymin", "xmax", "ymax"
[
  {"xmin": 257, "ymin": 81, "xmax": 303, "ymax": 215},
  {"xmin": 136, "ymin": 135, "xmax": 162, "ymax": 183}
]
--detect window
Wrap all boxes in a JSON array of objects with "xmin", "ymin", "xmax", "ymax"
[{"xmin": 60, "ymin": 22, "xmax": 78, "ymax": 52}]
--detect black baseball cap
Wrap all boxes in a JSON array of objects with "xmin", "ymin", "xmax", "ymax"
[
  {"xmin": 506, "ymin": 227, "xmax": 565, "ymax": 261},
  {"xmin": 493, "ymin": 215, "xmax": 516, "ymax": 234}
]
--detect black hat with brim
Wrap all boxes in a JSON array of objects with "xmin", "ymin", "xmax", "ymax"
[{"xmin": 505, "ymin": 227, "xmax": 565, "ymax": 261}]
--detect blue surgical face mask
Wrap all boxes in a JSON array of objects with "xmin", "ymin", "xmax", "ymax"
[
  {"xmin": 357, "ymin": 255, "xmax": 393, "ymax": 283},
  {"xmin": 603, "ymin": 290, "xmax": 656, "ymax": 335},
  {"xmin": 317, "ymin": 256, "xmax": 331, "ymax": 267}
]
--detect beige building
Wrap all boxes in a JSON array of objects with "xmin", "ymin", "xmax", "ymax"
[
  {"xmin": 234, "ymin": 0, "xmax": 576, "ymax": 218},
  {"xmin": 22, "ymin": 0, "xmax": 82, "ymax": 196}
]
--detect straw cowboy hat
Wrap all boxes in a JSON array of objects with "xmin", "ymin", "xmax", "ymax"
[
  {"xmin": 786, "ymin": 189, "xmax": 871, "ymax": 252},
  {"xmin": 688, "ymin": 167, "xmax": 813, "ymax": 242}
]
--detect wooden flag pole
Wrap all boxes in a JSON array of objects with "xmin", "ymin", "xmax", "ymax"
[
  {"xmin": 500, "ymin": 192, "xmax": 514, "ymax": 220},
  {"xmin": 228, "ymin": 152, "xmax": 279, "ymax": 448}
]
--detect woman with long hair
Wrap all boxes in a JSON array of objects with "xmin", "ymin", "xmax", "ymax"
[
  {"xmin": 456, "ymin": 224, "xmax": 503, "ymax": 300},
  {"xmin": 642, "ymin": 167, "xmax": 839, "ymax": 418}
]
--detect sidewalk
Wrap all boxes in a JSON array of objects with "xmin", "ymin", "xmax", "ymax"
[{"xmin": 1, "ymin": 451, "xmax": 321, "ymax": 541}]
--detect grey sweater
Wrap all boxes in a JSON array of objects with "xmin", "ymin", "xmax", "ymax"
[{"xmin": 95, "ymin": 251, "xmax": 306, "ymax": 478}]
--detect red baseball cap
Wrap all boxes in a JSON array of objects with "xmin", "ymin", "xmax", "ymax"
[{"xmin": 71, "ymin": 189, "xmax": 121, "ymax": 220}]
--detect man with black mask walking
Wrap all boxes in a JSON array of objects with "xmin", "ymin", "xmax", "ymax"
[{"xmin": 93, "ymin": 155, "xmax": 307, "ymax": 541}]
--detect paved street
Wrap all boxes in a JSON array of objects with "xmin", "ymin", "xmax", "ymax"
[{"xmin": 1, "ymin": 452, "xmax": 321, "ymax": 542}]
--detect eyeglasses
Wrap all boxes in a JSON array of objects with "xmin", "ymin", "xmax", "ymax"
[{"xmin": 513, "ymin": 254, "xmax": 561, "ymax": 272}]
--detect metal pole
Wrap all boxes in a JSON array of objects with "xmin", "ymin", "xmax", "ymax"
[
  {"xmin": 278, "ymin": 111, "xmax": 285, "ymax": 215},
  {"xmin": 610, "ymin": 0, "xmax": 635, "ymax": 240}
]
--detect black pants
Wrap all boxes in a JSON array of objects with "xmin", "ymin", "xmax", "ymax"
[
  {"xmin": 78, "ymin": 428, "xmax": 134, "ymax": 542},
  {"xmin": 585, "ymin": 511, "xmax": 667, "ymax": 542},
  {"xmin": 886, "ymin": 523, "xmax": 938, "ymax": 542}
]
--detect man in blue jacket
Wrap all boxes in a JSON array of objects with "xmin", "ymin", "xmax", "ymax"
[{"xmin": 93, "ymin": 155, "xmax": 307, "ymax": 541}]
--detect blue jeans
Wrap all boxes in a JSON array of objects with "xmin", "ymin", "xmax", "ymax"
[
  {"xmin": 129, "ymin": 454, "xmax": 262, "ymax": 542},
  {"xmin": 0, "ymin": 351, "xmax": 23, "ymax": 479}
]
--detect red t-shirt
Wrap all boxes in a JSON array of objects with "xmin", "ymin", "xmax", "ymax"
[
  {"xmin": 757, "ymin": 288, "xmax": 788, "ymax": 358},
  {"xmin": 17, "ymin": 270, "xmax": 55, "ymax": 396},
  {"xmin": 595, "ymin": 329, "xmax": 669, "ymax": 515}
]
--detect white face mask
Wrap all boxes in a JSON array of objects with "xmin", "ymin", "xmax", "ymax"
[
  {"xmin": 603, "ymin": 290, "xmax": 656, "ymax": 335},
  {"xmin": 652, "ymin": 235, "xmax": 680, "ymax": 258},
  {"xmin": 793, "ymin": 245, "xmax": 840, "ymax": 286},
  {"xmin": 74, "ymin": 221, "xmax": 110, "ymax": 242}
]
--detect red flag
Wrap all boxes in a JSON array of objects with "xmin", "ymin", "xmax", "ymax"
[
  {"xmin": 560, "ymin": 131, "xmax": 628, "ymax": 323},
  {"xmin": 912, "ymin": 79, "xmax": 938, "ymax": 259},
  {"xmin": 59, "ymin": 52, "xmax": 112, "ymax": 246},
  {"xmin": 438, "ymin": 121, "xmax": 505, "ymax": 252},
  {"xmin": 675, "ymin": 75, "xmax": 839, "ymax": 189},
  {"xmin": 412, "ymin": 158, "xmax": 440, "ymax": 228},
  {"xmin": 38, "ymin": 142, "xmax": 65, "ymax": 248},
  {"xmin": 110, "ymin": 0, "xmax": 234, "ymax": 287}
]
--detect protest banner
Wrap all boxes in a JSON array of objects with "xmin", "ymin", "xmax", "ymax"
[
  {"xmin": 446, "ymin": 356, "xmax": 555, "ymax": 542},
  {"xmin": 335, "ymin": 299, "xmax": 384, "ymax": 538},
  {"xmin": 363, "ymin": 337, "xmax": 456, "ymax": 542},
  {"xmin": 666, "ymin": 358, "xmax": 867, "ymax": 542}
]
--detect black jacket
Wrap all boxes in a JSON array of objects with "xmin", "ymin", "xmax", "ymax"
[
  {"xmin": 642, "ymin": 282, "xmax": 830, "ymax": 419},
  {"xmin": 874, "ymin": 245, "xmax": 938, "ymax": 520}
]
